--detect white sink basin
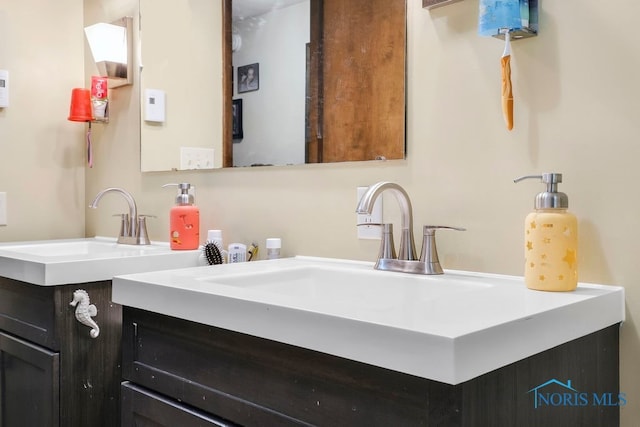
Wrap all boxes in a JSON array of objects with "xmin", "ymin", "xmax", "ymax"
[
  {"xmin": 206, "ymin": 264, "xmax": 491, "ymax": 297},
  {"xmin": 201, "ymin": 263, "xmax": 493, "ymax": 327},
  {"xmin": 0, "ymin": 237, "xmax": 201, "ymax": 286},
  {"xmin": 112, "ymin": 256, "xmax": 625, "ymax": 384}
]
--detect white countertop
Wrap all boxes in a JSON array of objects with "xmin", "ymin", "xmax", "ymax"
[
  {"xmin": 0, "ymin": 237, "xmax": 202, "ymax": 286},
  {"xmin": 112, "ymin": 256, "xmax": 625, "ymax": 384}
]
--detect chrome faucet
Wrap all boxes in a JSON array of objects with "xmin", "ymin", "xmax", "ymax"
[
  {"xmin": 356, "ymin": 182, "xmax": 417, "ymax": 260},
  {"xmin": 356, "ymin": 182, "xmax": 464, "ymax": 274},
  {"xmin": 89, "ymin": 187, "xmax": 150, "ymax": 245}
]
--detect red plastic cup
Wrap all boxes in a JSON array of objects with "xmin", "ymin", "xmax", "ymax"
[{"xmin": 68, "ymin": 88, "xmax": 93, "ymax": 122}]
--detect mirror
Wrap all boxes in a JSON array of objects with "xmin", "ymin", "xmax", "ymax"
[
  {"xmin": 139, "ymin": 0, "xmax": 224, "ymax": 172},
  {"xmin": 140, "ymin": 0, "xmax": 406, "ymax": 171}
]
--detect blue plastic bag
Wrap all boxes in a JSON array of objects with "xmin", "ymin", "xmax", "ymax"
[{"xmin": 478, "ymin": 0, "xmax": 528, "ymax": 36}]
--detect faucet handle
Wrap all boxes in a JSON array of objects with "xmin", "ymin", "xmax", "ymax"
[
  {"xmin": 419, "ymin": 225, "xmax": 466, "ymax": 274},
  {"xmin": 356, "ymin": 223, "xmax": 396, "ymax": 257},
  {"xmin": 423, "ymin": 225, "xmax": 466, "ymax": 234},
  {"xmin": 135, "ymin": 215, "xmax": 155, "ymax": 245},
  {"xmin": 112, "ymin": 213, "xmax": 130, "ymax": 238},
  {"xmin": 377, "ymin": 223, "xmax": 397, "ymax": 260},
  {"xmin": 356, "ymin": 222, "xmax": 397, "ymax": 260}
]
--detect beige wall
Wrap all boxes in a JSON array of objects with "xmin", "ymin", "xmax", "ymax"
[
  {"xmin": 2, "ymin": 0, "xmax": 638, "ymax": 423},
  {"xmin": 0, "ymin": 0, "xmax": 86, "ymax": 241}
]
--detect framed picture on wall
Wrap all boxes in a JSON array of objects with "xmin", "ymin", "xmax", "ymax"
[
  {"xmin": 238, "ymin": 63, "xmax": 259, "ymax": 93},
  {"xmin": 232, "ymin": 99, "xmax": 243, "ymax": 140}
]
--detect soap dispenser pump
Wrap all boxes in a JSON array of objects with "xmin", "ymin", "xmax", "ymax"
[
  {"xmin": 514, "ymin": 173, "xmax": 578, "ymax": 292},
  {"xmin": 162, "ymin": 183, "xmax": 200, "ymax": 250}
]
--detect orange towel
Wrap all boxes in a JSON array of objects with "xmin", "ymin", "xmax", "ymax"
[{"xmin": 501, "ymin": 54, "xmax": 513, "ymax": 130}]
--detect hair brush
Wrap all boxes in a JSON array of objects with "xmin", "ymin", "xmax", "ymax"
[{"xmin": 203, "ymin": 241, "xmax": 225, "ymax": 265}]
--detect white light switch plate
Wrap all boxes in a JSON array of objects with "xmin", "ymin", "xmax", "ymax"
[
  {"xmin": 357, "ymin": 187, "xmax": 382, "ymax": 239},
  {"xmin": 0, "ymin": 192, "xmax": 7, "ymax": 226},
  {"xmin": 144, "ymin": 88, "xmax": 166, "ymax": 122}
]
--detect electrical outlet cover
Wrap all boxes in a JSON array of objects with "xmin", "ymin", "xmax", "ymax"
[
  {"xmin": 180, "ymin": 147, "xmax": 215, "ymax": 170},
  {"xmin": 357, "ymin": 187, "xmax": 382, "ymax": 239}
]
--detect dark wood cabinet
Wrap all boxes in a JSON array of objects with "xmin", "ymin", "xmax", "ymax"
[
  {"xmin": 122, "ymin": 307, "xmax": 621, "ymax": 427},
  {"xmin": 0, "ymin": 277, "xmax": 122, "ymax": 427}
]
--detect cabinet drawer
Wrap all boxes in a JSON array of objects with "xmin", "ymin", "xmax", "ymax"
[
  {"xmin": 0, "ymin": 278, "xmax": 58, "ymax": 349},
  {"xmin": 122, "ymin": 308, "xmax": 430, "ymax": 427},
  {"xmin": 122, "ymin": 382, "xmax": 236, "ymax": 427}
]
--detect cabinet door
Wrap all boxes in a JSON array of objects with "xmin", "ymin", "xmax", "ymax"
[
  {"xmin": 122, "ymin": 382, "xmax": 236, "ymax": 427},
  {"xmin": 0, "ymin": 331, "xmax": 60, "ymax": 427}
]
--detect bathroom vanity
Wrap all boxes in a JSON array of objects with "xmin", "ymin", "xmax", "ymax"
[
  {"xmin": 0, "ymin": 278, "xmax": 120, "ymax": 427},
  {"xmin": 0, "ymin": 238, "xmax": 199, "ymax": 427},
  {"xmin": 114, "ymin": 257, "xmax": 625, "ymax": 427}
]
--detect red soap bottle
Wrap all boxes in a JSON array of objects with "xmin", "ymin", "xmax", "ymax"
[{"xmin": 163, "ymin": 183, "xmax": 200, "ymax": 250}]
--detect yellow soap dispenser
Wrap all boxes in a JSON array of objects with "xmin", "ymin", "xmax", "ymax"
[{"xmin": 514, "ymin": 173, "xmax": 578, "ymax": 292}]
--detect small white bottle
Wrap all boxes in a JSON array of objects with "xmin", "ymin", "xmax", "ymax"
[
  {"xmin": 266, "ymin": 238, "xmax": 282, "ymax": 260},
  {"xmin": 228, "ymin": 243, "xmax": 247, "ymax": 263},
  {"xmin": 207, "ymin": 230, "xmax": 224, "ymax": 251}
]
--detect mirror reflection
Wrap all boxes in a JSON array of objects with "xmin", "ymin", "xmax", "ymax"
[
  {"xmin": 231, "ymin": 0, "xmax": 309, "ymax": 167},
  {"xmin": 139, "ymin": 0, "xmax": 224, "ymax": 172},
  {"xmin": 139, "ymin": 0, "xmax": 406, "ymax": 172}
]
